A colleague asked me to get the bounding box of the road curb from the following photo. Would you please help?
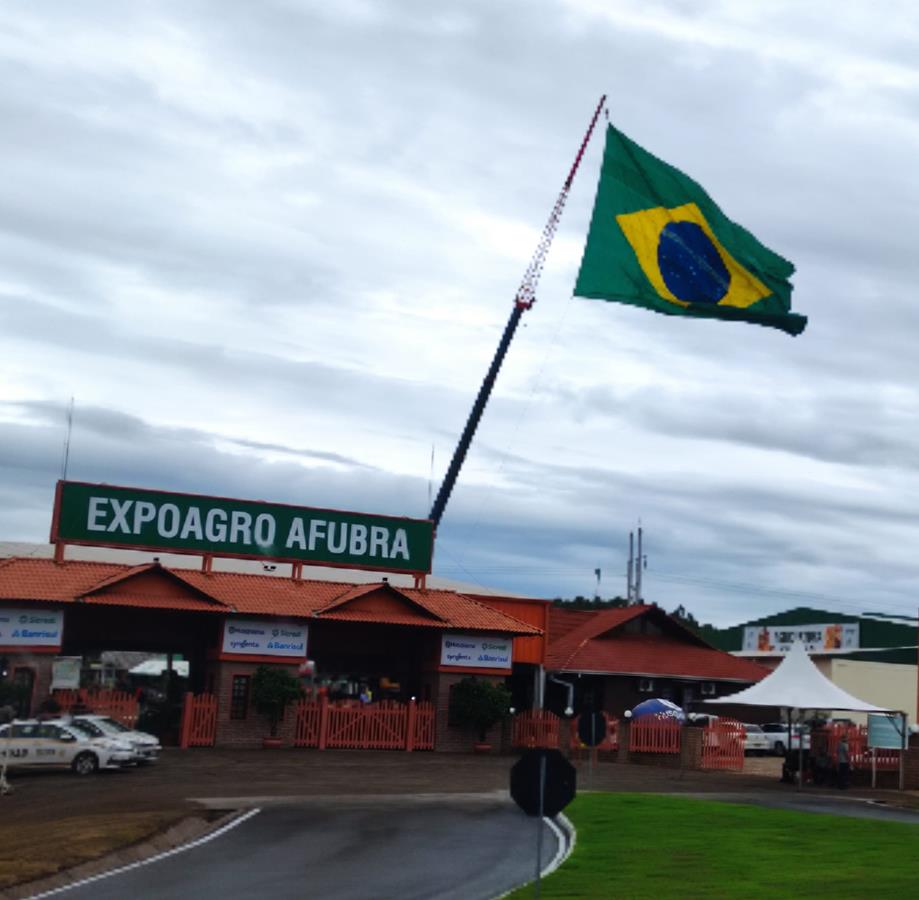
[492,811,576,899]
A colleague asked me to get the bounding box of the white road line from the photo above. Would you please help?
[26,807,262,899]
[542,812,576,876]
[492,813,577,899]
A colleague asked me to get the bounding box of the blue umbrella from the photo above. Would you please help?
[631,698,685,722]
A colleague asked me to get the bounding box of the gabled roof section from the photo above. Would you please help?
[315,583,447,628]
[547,606,649,670]
[403,589,541,635]
[547,605,766,683]
[0,558,542,635]
[79,563,231,612]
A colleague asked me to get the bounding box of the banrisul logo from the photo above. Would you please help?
[53,481,434,575]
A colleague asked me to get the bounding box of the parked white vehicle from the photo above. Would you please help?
[74,715,161,763]
[0,720,135,775]
[742,724,772,755]
[760,722,811,755]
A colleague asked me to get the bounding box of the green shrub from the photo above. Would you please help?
[251,666,302,737]
[449,677,512,743]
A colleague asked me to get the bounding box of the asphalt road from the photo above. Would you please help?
[39,799,556,900]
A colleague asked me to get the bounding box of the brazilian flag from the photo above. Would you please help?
[575,125,806,336]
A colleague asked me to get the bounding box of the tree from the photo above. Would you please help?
[251,666,302,738]
[449,677,512,744]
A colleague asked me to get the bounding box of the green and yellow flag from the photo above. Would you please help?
[575,125,806,336]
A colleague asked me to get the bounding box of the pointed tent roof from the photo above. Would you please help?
[705,641,896,712]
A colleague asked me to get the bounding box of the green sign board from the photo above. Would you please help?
[867,713,905,750]
[52,481,434,575]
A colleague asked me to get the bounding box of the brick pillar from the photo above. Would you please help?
[904,746,919,790]
[618,720,631,762]
[680,726,704,769]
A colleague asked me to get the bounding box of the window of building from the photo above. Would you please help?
[230,675,250,720]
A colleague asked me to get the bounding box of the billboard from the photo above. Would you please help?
[742,623,859,654]
[867,714,905,750]
[221,618,308,658]
[51,480,434,575]
[0,607,63,648]
[440,634,512,670]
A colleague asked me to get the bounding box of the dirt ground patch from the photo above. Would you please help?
[0,809,188,892]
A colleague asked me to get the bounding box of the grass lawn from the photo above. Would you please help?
[0,810,189,889]
[509,794,919,899]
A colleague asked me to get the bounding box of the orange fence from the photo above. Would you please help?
[701,718,746,771]
[511,709,561,749]
[824,723,900,771]
[179,692,218,748]
[629,718,681,754]
[294,698,435,751]
[53,689,139,728]
[570,714,619,753]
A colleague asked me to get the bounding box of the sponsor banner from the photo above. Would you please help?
[742,623,859,654]
[52,480,434,574]
[440,634,512,670]
[867,714,905,750]
[52,656,82,690]
[0,607,63,648]
[222,618,308,658]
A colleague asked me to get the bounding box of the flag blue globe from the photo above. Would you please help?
[631,698,685,722]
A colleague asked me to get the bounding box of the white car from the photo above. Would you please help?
[760,722,811,755]
[74,715,161,763]
[742,724,772,755]
[0,720,135,775]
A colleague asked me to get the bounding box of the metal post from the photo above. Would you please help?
[428,95,607,529]
[627,531,634,602]
[429,303,525,528]
[900,712,907,791]
[534,752,547,898]
[635,526,643,603]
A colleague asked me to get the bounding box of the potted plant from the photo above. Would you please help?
[449,677,512,752]
[251,665,302,748]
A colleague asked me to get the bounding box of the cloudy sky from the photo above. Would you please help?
[3,0,919,626]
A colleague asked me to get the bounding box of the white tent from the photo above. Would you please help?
[706,642,905,789]
[705,641,894,712]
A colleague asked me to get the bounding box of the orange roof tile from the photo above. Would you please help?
[547,605,767,683]
[0,558,540,635]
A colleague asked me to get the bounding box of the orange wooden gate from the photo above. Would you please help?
[53,689,139,728]
[701,718,745,770]
[294,698,435,751]
[570,714,619,753]
[629,718,681,753]
[511,710,561,749]
[179,692,218,748]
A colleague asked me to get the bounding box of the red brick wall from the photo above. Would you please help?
[213,659,300,748]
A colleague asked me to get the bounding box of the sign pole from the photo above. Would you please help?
[588,715,596,792]
[534,752,546,898]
